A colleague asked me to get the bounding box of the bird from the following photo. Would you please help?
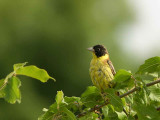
[87,45,116,92]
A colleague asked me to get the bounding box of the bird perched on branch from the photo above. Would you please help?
[88,45,116,92]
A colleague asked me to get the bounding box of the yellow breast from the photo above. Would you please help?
[89,54,114,91]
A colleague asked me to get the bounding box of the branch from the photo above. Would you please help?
[77,78,160,118]
[77,102,109,118]
[119,78,160,98]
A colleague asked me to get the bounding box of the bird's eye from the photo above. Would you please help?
[97,48,100,51]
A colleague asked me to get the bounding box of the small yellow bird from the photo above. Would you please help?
[88,45,116,92]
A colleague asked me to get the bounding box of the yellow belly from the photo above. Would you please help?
[89,58,114,91]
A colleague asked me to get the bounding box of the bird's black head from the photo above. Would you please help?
[93,45,108,57]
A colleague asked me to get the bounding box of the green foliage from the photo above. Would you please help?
[81,86,103,108]
[102,105,119,120]
[56,91,65,109]
[64,96,82,113]
[105,88,123,112]
[0,62,55,104]
[113,69,134,90]
[60,107,77,120]
[0,79,5,98]
[13,62,28,71]
[149,85,160,102]
[15,65,55,82]
[1,57,160,120]
[116,111,128,120]
[39,91,77,120]
[2,77,21,104]
[78,112,98,120]
[136,56,160,75]
[133,91,160,120]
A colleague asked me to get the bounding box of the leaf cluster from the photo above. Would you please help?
[38,56,160,120]
[1,57,160,120]
[0,62,55,104]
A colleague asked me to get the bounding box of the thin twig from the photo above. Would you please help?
[77,78,160,118]
[77,102,109,118]
[156,106,160,111]
[120,78,160,98]
[131,75,137,88]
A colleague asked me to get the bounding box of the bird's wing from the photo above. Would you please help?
[107,60,116,76]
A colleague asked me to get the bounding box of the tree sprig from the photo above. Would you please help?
[1,56,160,120]
[77,78,160,118]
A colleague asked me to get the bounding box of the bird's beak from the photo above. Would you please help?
[87,47,94,52]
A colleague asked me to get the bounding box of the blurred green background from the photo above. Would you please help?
[0,0,153,119]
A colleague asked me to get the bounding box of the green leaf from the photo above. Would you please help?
[61,107,77,120]
[102,106,109,118]
[0,79,5,87]
[127,116,135,120]
[81,86,103,108]
[113,69,133,90]
[136,56,160,75]
[116,111,127,120]
[135,86,151,105]
[39,93,79,120]
[13,62,28,71]
[0,79,5,98]
[38,102,59,120]
[102,105,119,120]
[133,89,160,120]
[132,101,160,120]
[40,106,76,120]
[3,76,21,104]
[16,65,55,82]
[64,96,81,113]
[105,88,123,112]
[149,85,160,102]
[56,91,64,109]
[38,109,53,120]
[78,112,98,120]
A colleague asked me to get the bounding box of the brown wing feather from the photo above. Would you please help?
[107,59,116,76]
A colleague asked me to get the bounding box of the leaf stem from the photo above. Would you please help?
[0,72,15,91]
